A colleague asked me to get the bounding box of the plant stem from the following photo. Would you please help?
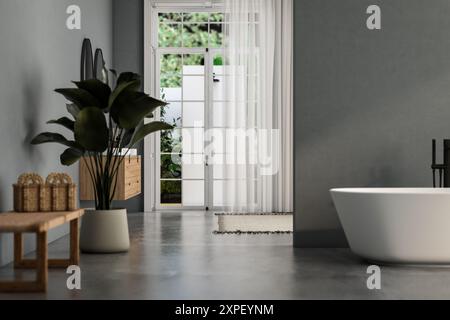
[83,156,98,209]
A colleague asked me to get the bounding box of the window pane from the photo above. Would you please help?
[182,24,209,47]
[161,180,182,204]
[161,54,182,74]
[161,129,182,153]
[159,23,182,47]
[183,54,205,75]
[213,102,226,127]
[161,74,182,100]
[183,102,204,127]
[161,154,182,179]
[161,87,181,101]
[183,154,204,179]
[210,13,224,22]
[182,128,204,154]
[183,180,204,206]
[159,13,182,23]
[183,76,204,100]
[161,102,181,127]
[161,74,181,89]
[183,66,205,76]
[184,54,205,66]
[209,24,223,48]
[184,12,209,23]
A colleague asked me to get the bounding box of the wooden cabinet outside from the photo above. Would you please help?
[79,156,141,201]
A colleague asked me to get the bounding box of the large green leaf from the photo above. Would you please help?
[47,117,74,131]
[66,104,80,119]
[117,72,141,90]
[108,79,141,108]
[74,107,109,152]
[73,79,111,109]
[110,91,168,129]
[130,121,173,146]
[55,88,101,110]
[120,128,136,148]
[31,132,80,149]
[60,148,84,166]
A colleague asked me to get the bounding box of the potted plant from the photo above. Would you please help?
[31,72,172,253]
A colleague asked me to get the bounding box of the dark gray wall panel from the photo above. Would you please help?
[111,0,144,213]
[294,0,450,247]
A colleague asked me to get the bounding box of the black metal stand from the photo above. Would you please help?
[431,139,450,188]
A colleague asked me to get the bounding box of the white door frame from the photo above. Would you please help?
[143,0,155,212]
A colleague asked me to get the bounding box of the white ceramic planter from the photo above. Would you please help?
[80,208,130,253]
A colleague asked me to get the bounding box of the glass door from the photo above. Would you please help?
[154,10,225,210]
[157,50,208,209]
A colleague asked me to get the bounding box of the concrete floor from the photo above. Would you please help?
[1,211,450,299]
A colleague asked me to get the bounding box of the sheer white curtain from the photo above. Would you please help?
[216,0,293,213]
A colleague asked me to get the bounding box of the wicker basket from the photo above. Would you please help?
[13,172,77,212]
[46,173,77,211]
[13,173,50,212]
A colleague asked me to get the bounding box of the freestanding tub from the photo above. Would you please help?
[330,188,450,264]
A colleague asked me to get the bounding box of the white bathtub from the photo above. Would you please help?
[330,188,450,264]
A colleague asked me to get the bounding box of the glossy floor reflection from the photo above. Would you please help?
[1,211,450,299]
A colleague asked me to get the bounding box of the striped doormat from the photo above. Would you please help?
[214,213,293,234]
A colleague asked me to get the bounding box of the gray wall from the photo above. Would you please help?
[111,0,145,213]
[294,0,450,247]
[0,0,113,266]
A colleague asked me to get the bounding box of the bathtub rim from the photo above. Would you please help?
[330,188,450,195]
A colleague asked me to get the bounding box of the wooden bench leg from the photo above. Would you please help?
[0,231,48,293]
[14,219,80,269]
[70,218,80,265]
[36,232,48,292]
[14,219,81,269]
[14,233,23,268]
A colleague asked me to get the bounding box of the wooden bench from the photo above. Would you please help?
[0,209,84,292]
